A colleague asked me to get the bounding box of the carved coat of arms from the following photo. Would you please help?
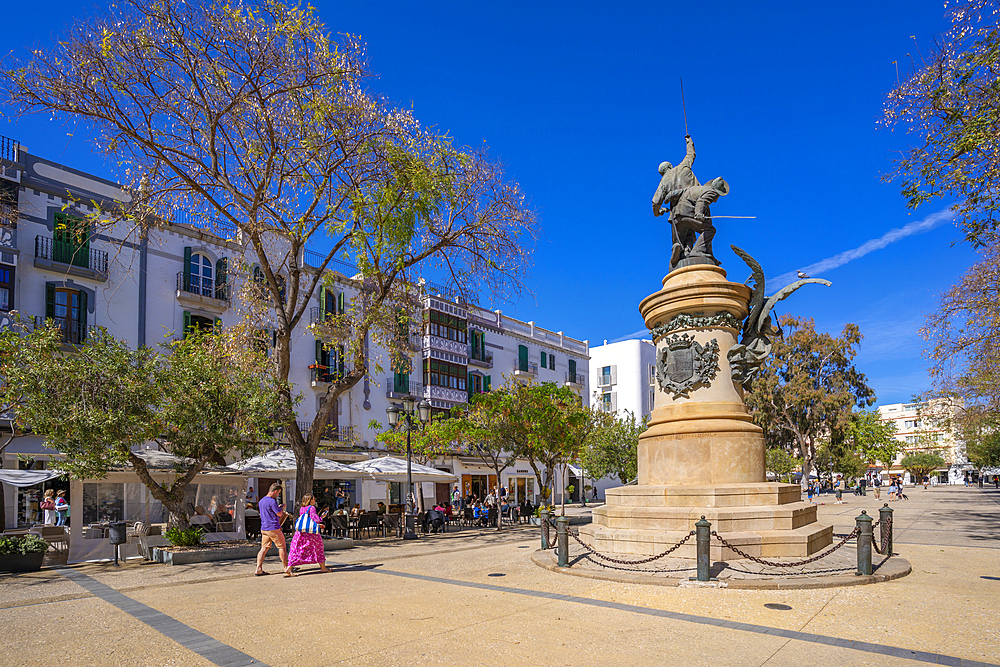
[655,333,720,399]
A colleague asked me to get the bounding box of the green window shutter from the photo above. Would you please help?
[213,317,222,331]
[467,372,474,401]
[315,340,323,365]
[518,345,528,371]
[484,375,491,392]
[77,290,88,342]
[337,344,345,377]
[45,282,55,320]
[569,359,577,376]
[319,287,327,321]
[215,257,228,300]
[540,351,547,368]
[182,247,192,291]
[183,310,191,337]
[337,291,345,315]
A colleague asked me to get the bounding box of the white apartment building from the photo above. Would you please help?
[588,338,657,420]
[577,338,657,498]
[0,138,592,526]
[877,400,970,484]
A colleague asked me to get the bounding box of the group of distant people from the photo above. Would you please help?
[803,473,911,504]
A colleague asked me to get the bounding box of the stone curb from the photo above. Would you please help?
[530,549,911,590]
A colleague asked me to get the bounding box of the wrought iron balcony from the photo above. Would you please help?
[385,378,423,398]
[294,421,354,442]
[35,236,109,276]
[514,361,538,376]
[0,135,19,164]
[33,316,87,345]
[176,271,229,302]
[566,372,586,386]
[310,306,335,326]
[468,347,493,368]
[310,366,345,385]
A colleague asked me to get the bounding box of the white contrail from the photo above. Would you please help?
[768,208,954,289]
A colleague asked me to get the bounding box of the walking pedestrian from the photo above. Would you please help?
[452,485,462,510]
[286,494,329,576]
[40,490,57,525]
[54,490,69,527]
[254,483,289,577]
[806,482,815,504]
[834,475,845,504]
[873,477,881,500]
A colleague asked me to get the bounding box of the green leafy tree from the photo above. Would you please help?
[967,432,1000,469]
[370,413,461,513]
[882,0,1000,247]
[900,452,946,484]
[0,320,281,527]
[746,316,876,485]
[765,448,799,483]
[1,0,535,510]
[581,410,645,485]
[847,409,900,468]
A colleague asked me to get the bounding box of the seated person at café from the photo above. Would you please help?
[375,501,387,516]
[190,505,214,530]
[332,503,348,516]
[244,503,260,517]
[349,503,362,518]
[214,505,233,523]
[443,503,454,522]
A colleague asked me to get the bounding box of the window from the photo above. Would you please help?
[599,365,615,386]
[426,310,466,343]
[600,392,613,412]
[540,351,547,368]
[518,345,528,372]
[46,283,88,344]
[568,359,577,379]
[0,264,12,311]
[905,435,919,445]
[904,419,921,429]
[189,253,213,296]
[549,354,555,370]
[423,359,467,391]
[54,288,83,343]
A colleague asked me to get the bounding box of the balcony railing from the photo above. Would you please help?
[310,306,335,326]
[468,347,493,368]
[385,378,423,398]
[598,374,613,387]
[34,316,87,345]
[310,366,345,384]
[566,372,586,385]
[295,421,354,442]
[171,208,237,240]
[0,135,19,164]
[35,236,108,274]
[176,271,229,302]
[515,361,539,375]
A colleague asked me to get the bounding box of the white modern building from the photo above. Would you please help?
[589,338,657,421]
[877,400,969,484]
[0,137,593,527]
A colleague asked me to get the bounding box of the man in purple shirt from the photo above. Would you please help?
[255,483,289,576]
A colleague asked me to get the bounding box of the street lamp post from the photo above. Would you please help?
[386,396,431,540]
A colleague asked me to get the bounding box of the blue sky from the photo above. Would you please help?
[0,0,979,405]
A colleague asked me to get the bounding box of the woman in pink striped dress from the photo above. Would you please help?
[286,494,329,576]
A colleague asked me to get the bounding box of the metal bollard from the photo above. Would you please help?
[696,516,711,582]
[856,510,873,576]
[556,516,569,568]
[540,508,551,550]
[879,503,893,555]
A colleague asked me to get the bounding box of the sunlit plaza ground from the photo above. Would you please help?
[1,485,997,667]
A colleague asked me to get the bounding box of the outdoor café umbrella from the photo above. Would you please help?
[348,456,457,483]
[230,448,362,479]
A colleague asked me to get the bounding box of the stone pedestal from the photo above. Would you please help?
[581,265,832,559]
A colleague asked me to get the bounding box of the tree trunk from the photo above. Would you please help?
[0,481,6,531]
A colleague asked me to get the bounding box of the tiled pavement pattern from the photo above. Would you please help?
[0,485,996,666]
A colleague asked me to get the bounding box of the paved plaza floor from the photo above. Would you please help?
[1,485,997,666]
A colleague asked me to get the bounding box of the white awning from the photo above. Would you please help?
[231,448,362,479]
[348,456,458,483]
[0,469,66,487]
[567,464,584,477]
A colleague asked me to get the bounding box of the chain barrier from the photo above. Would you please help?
[872,515,892,555]
[710,527,859,568]
[568,529,697,565]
